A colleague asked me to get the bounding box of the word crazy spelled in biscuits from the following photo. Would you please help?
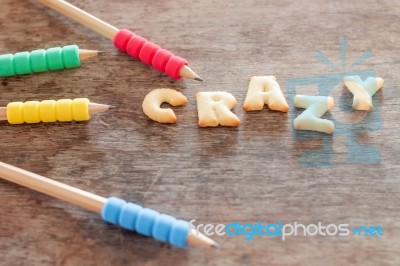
[140,76,383,134]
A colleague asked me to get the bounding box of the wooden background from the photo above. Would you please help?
[0,0,399,265]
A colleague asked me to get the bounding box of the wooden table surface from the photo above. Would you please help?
[0,0,399,265]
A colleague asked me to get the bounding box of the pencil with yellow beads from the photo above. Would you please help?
[37,0,203,81]
[0,98,110,124]
[0,45,101,77]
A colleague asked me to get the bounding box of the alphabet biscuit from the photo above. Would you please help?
[343,76,384,111]
[294,95,334,134]
[142,88,187,123]
[196,91,240,127]
[243,76,289,112]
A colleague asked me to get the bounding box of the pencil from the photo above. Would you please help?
[0,162,219,249]
[36,0,203,81]
[0,98,110,124]
[0,45,102,77]
[1,49,100,61]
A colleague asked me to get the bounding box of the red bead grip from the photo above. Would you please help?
[113,29,188,79]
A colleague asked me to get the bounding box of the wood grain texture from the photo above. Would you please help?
[0,0,399,265]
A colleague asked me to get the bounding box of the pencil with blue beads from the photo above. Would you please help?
[0,162,219,248]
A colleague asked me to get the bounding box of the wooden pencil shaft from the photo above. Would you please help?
[37,0,118,40]
[0,162,106,213]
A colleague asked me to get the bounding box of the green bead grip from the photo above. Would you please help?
[0,45,81,77]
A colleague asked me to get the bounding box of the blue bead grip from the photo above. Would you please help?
[101,197,189,248]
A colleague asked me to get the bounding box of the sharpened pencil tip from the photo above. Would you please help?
[97,51,106,55]
[212,242,220,248]
[88,103,112,115]
[178,65,203,81]
[187,228,220,248]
